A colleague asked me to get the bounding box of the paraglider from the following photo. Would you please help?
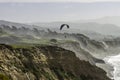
[60,24,69,30]
[59,24,70,38]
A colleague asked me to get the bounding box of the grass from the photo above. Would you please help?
[8,38,77,49]
[21,38,51,45]
[10,43,35,49]
[0,74,9,80]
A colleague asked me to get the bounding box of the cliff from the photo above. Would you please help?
[59,41,105,65]
[0,44,110,80]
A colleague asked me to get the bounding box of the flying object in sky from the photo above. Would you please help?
[60,24,70,30]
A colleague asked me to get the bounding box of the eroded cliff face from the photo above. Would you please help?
[0,44,110,80]
[59,41,105,65]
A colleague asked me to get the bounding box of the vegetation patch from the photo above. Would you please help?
[0,74,9,80]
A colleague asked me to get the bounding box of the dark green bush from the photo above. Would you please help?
[50,39,57,43]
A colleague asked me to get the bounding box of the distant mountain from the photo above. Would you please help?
[76,16,120,27]
[0,20,119,40]
[0,20,105,39]
[0,20,44,29]
[31,21,120,36]
[2,19,119,37]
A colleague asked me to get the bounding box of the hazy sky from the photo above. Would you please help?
[0,0,120,3]
[0,1,120,23]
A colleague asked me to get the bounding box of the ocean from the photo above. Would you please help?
[104,54,120,80]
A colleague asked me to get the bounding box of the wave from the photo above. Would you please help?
[104,54,120,80]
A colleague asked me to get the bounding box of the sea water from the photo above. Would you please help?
[104,54,120,80]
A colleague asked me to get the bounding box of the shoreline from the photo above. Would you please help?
[103,54,120,80]
[96,62,114,80]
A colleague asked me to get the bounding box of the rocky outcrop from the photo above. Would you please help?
[0,44,110,80]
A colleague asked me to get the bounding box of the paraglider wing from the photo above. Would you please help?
[60,24,69,30]
[66,24,69,29]
[60,24,64,30]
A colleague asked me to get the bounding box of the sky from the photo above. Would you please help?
[0,0,120,3]
[0,0,120,23]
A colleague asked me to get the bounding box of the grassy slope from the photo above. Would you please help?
[0,44,111,80]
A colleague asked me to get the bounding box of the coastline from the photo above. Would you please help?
[96,62,114,80]
[103,54,120,80]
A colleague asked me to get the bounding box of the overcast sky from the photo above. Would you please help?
[0,0,120,3]
[0,0,120,23]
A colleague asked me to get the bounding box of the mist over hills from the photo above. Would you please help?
[76,16,120,26]
[0,20,44,30]
[1,19,120,38]
[32,21,120,36]
[0,19,120,40]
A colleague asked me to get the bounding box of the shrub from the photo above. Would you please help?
[50,39,57,43]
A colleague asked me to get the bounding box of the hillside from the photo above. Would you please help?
[32,21,120,36]
[0,44,110,80]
